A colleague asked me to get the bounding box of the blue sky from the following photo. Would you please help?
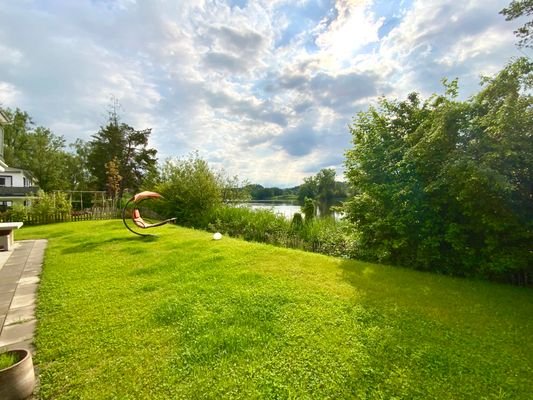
[0,0,528,186]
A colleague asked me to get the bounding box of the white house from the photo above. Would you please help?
[0,110,39,210]
[0,109,9,173]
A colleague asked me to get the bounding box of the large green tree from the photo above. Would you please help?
[1,108,32,166]
[0,107,73,191]
[64,139,94,191]
[19,126,71,191]
[88,112,157,197]
[344,58,532,283]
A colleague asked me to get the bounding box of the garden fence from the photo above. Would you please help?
[0,209,120,226]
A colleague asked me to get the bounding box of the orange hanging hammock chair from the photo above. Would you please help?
[122,191,176,236]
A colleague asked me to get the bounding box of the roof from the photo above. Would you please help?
[3,167,35,179]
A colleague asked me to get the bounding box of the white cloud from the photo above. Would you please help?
[0,0,526,186]
[315,0,384,69]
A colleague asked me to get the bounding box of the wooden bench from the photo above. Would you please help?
[0,222,23,251]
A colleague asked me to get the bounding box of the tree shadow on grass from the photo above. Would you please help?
[61,235,159,254]
[337,258,441,308]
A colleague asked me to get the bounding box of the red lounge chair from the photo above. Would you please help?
[122,191,176,236]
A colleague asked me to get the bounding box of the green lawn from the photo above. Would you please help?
[17,220,532,399]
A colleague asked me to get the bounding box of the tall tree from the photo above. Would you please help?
[1,108,32,166]
[105,157,122,200]
[315,168,337,216]
[501,0,533,48]
[88,110,157,197]
[64,139,94,191]
[0,106,72,191]
[19,126,70,191]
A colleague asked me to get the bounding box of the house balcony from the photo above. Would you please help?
[0,186,40,197]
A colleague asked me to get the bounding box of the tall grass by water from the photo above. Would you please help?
[207,206,357,257]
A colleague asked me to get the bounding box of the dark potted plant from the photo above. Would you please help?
[0,348,36,400]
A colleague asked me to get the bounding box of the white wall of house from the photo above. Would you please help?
[0,169,34,187]
[0,112,7,172]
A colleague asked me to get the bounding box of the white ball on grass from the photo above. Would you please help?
[213,232,222,240]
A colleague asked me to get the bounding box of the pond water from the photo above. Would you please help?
[244,202,302,220]
[240,201,343,220]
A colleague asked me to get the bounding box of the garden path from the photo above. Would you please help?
[0,240,47,352]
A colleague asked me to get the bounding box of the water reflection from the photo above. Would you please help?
[241,202,343,220]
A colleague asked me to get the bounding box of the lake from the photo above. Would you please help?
[244,201,302,219]
[240,201,343,220]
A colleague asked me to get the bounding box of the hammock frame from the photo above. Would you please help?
[122,191,176,237]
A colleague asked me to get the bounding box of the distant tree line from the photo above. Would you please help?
[246,170,349,214]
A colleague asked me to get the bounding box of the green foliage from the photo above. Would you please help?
[20,126,71,191]
[0,107,73,191]
[155,153,222,227]
[218,173,251,203]
[246,184,298,201]
[16,221,533,399]
[208,206,292,246]
[291,212,304,230]
[301,197,316,221]
[1,107,32,166]
[104,157,122,199]
[315,168,337,215]
[31,190,72,220]
[65,139,94,191]
[500,0,533,48]
[344,58,533,283]
[298,169,347,215]
[0,351,19,370]
[88,110,157,196]
[206,205,355,257]
[297,175,317,204]
[9,203,28,221]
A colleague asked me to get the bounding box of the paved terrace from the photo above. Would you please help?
[0,240,47,351]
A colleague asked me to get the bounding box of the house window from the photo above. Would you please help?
[0,176,12,187]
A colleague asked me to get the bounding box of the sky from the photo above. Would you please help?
[0,0,529,187]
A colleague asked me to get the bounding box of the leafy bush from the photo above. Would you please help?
[344,59,533,283]
[0,191,72,223]
[31,190,71,221]
[10,203,28,221]
[154,153,250,227]
[155,153,222,227]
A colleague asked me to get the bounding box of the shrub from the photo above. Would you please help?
[10,203,28,221]
[302,197,315,221]
[31,190,71,221]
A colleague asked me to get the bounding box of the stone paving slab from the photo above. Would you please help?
[0,239,47,352]
[11,293,36,309]
[14,283,39,297]
[4,304,36,326]
[0,319,37,348]
[0,282,18,293]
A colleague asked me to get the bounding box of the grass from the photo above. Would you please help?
[0,351,19,370]
[17,220,533,399]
